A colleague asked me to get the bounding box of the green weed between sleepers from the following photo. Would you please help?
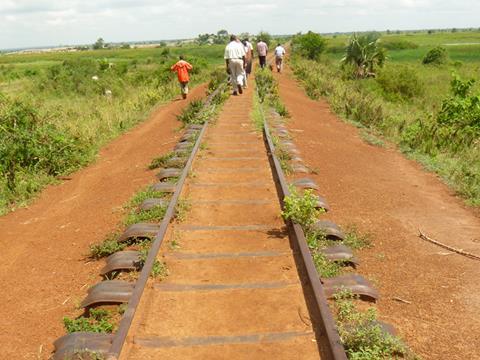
[281,188,415,358]
[63,308,117,334]
[334,290,418,360]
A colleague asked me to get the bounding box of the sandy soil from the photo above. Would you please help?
[275,66,480,360]
[0,86,206,359]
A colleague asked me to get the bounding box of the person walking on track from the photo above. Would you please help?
[257,39,268,69]
[171,56,193,99]
[274,44,286,73]
[224,35,246,96]
[242,38,254,87]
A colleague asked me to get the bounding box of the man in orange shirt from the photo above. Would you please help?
[171,56,193,99]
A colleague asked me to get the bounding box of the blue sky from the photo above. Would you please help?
[1,0,479,49]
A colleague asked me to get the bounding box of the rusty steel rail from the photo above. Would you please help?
[106,82,227,359]
[107,123,208,359]
[261,115,348,359]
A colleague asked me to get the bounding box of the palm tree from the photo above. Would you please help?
[341,33,386,78]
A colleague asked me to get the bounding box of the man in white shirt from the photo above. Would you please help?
[224,35,246,95]
[274,44,286,73]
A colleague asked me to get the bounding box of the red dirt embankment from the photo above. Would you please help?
[276,68,480,360]
[0,86,206,359]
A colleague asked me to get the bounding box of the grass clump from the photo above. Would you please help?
[313,251,343,278]
[127,188,169,209]
[376,65,424,101]
[124,205,167,226]
[360,130,385,147]
[175,199,191,222]
[251,92,265,132]
[343,226,372,250]
[90,234,126,259]
[334,290,416,360]
[63,308,115,334]
[149,152,175,169]
[275,145,293,174]
[177,100,204,124]
[138,244,169,279]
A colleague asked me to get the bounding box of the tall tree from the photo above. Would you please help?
[93,37,105,50]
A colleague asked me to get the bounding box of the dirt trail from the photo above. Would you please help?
[120,85,325,359]
[275,66,480,359]
[0,86,206,359]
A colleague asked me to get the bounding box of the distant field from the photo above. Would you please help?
[324,31,480,62]
[0,44,224,213]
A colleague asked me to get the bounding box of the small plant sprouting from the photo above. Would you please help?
[124,205,167,226]
[343,225,372,250]
[90,234,126,259]
[149,152,175,170]
[138,245,169,279]
[175,199,191,222]
[282,186,323,231]
[312,251,343,278]
[63,308,115,334]
[333,290,416,359]
[127,188,170,209]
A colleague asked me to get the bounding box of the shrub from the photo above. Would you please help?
[282,187,322,231]
[341,33,386,78]
[0,94,86,191]
[376,65,424,101]
[292,31,327,60]
[422,46,448,65]
[334,291,414,360]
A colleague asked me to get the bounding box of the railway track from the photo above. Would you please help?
[52,80,369,360]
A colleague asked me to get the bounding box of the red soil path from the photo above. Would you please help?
[0,86,206,359]
[276,67,480,359]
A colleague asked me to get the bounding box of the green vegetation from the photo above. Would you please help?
[341,33,386,78]
[376,65,424,101]
[0,45,224,214]
[124,204,167,226]
[281,188,412,357]
[422,46,449,65]
[149,152,175,170]
[63,308,115,334]
[291,29,480,205]
[138,244,169,279]
[334,291,416,360]
[282,187,322,231]
[175,199,191,222]
[89,233,126,259]
[255,68,290,116]
[291,32,327,60]
[177,71,229,126]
